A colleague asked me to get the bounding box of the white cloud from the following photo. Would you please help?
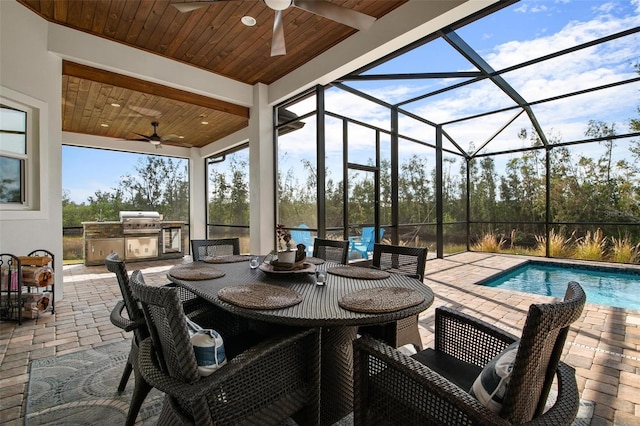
[279,0,640,167]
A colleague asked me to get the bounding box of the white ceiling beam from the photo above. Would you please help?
[47,24,253,108]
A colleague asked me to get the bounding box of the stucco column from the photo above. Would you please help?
[189,149,207,242]
[249,83,275,254]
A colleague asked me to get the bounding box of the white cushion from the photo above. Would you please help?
[469,341,519,413]
[186,317,227,376]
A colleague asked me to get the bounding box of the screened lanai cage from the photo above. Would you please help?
[273,0,640,263]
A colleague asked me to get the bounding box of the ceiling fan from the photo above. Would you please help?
[172,0,377,56]
[124,122,189,149]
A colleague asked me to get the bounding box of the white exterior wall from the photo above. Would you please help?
[0,1,64,298]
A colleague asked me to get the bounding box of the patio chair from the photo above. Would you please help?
[359,244,428,352]
[106,253,246,425]
[353,281,586,426]
[129,269,321,426]
[291,224,314,256]
[106,253,153,426]
[349,227,384,260]
[312,238,349,264]
[191,238,240,261]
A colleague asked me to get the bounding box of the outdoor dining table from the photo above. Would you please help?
[167,256,435,425]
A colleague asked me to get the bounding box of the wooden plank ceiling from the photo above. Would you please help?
[17,0,407,149]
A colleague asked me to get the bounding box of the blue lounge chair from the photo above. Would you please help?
[349,227,384,260]
[290,224,314,256]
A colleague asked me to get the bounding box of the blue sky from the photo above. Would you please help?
[63,0,640,203]
[63,146,148,203]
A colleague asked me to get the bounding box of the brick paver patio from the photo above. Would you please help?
[0,252,638,425]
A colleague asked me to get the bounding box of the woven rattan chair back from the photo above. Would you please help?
[105,253,149,343]
[372,243,428,280]
[131,270,322,426]
[359,244,428,352]
[191,238,240,261]
[105,253,153,426]
[501,281,586,423]
[129,269,201,384]
[312,238,349,264]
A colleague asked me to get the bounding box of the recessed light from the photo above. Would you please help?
[201,121,209,125]
[179,136,185,139]
[241,16,256,26]
[110,103,121,108]
[100,123,109,127]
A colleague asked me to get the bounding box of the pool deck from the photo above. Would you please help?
[0,252,639,424]
[420,252,640,425]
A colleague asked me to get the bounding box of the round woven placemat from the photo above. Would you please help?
[305,257,325,265]
[203,255,251,264]
[168,264,226,280]
[339,287,425,313]
[218,284,302,310]
[327,266,390,280]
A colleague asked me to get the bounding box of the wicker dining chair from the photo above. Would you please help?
[191,238,240,261]
[106,253,248,425]
[129,270,321,426]
[353,281,586,426]
[312,238,349,264]
[105,253,152,426]
[359,243,428,352]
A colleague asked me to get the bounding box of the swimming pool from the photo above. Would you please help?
[481,261,640,311]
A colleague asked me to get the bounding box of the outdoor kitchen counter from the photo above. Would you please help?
[82,218,187,265]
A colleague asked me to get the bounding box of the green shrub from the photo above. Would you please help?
[610,235,639,264]
[573,228,606,261]
[534,229,572,258]
[472,231,505,253]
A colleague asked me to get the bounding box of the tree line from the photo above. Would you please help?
[63,156,189,227]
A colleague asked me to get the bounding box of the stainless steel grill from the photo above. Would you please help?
[119,211,163,234]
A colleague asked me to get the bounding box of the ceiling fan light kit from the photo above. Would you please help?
[264,0,292,11]
[122,121,189,149]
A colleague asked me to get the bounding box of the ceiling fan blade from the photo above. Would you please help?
[172,0,235,13]
[173,3,209,12]
[121,138,150,142]
[128,105,162,117]
[161,134,180,141]
[271,10,286,56]
[293,0,376,31]
[172,1,214,13]
[133,132,152,140]
[163,140,194,148]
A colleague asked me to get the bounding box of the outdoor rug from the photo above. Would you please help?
[26,340,593,425]
[26,340,163,425]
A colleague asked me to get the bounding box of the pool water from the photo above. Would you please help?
[482,261,640,310]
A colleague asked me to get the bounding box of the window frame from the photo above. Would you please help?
[0,103,28,204]
[0,86,48,219]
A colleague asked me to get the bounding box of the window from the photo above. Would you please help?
[206,145,250,252]
[0,86,46,217]
[0,104,27,204]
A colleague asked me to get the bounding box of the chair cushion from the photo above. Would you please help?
[469,341,519,413]
[186,317,227,376]
[411,348,483,391]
